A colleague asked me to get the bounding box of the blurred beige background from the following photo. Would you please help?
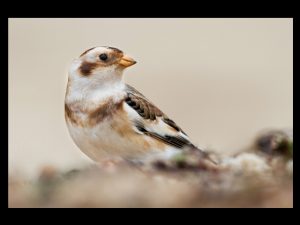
[9,18,293,178]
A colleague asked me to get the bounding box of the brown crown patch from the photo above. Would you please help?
[79,47,96,57]
[107,47,123,54]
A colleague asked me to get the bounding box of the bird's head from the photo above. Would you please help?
[68,46,136,84]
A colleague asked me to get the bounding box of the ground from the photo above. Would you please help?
[9,129,293,208]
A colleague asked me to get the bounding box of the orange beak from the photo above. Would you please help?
[119,55,136,67]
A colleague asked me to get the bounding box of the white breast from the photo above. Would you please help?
[66,111,168,161]
[66,118,129,161]
[65,76,179,161]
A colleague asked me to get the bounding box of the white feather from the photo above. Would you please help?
[123,103,191,141]
[65,46,191,162]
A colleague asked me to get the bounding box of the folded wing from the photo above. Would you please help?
[124,85,196,149]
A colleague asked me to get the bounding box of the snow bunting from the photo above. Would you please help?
[65,46,206,162]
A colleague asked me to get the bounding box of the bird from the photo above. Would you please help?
[65,46,209,163]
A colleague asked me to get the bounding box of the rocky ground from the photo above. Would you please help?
[9,129,293,208]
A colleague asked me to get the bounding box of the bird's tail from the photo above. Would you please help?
[189,145,219,165]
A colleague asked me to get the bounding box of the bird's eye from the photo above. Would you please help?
[99,53,108,61]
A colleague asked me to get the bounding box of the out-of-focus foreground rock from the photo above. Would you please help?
[9,129,293,208]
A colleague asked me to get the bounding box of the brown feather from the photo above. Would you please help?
[79,47,96,57]
[125,84,194,149]
[79,61,98,76]
[89,98,124,126]
[125,84,184,133]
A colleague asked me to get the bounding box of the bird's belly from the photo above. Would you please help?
[66,117,166,162]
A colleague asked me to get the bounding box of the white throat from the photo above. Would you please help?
[66,60,126,105]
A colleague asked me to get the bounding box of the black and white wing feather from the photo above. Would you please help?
[124,85,197,149]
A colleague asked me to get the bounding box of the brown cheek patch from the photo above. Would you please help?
[79,61,98,76]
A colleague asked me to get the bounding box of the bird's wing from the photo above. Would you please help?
[124,85,196,149]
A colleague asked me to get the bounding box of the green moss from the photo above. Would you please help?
[288,141,293,158]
